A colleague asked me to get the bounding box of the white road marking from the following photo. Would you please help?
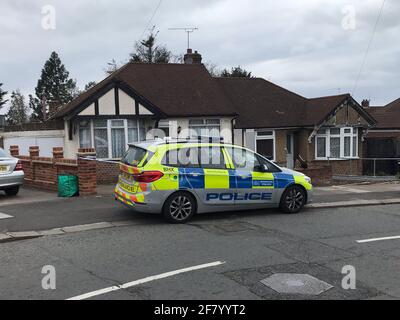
[0,213,13,220]
[66,260,225,300]
[357,235,400,243]
[331,186,370,194]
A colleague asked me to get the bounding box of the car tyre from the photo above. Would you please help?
[279,185,305,214]
[163,191,197,223]
[5,186,19,196]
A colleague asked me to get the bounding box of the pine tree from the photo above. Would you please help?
[220,66,252,78]
[0,83,8,109]
[6,90,29,126]
[34,51,77,117]
[104,59,119,75]
[130,28,171,63]
[84,81,97,91]
[28,94,44,122]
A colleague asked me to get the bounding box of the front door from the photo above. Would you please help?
[286,133,294,169]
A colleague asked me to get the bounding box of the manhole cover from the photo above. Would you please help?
[260,273,333,295]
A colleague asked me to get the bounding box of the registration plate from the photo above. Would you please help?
[0,166,8,172]
[119,181,137,194]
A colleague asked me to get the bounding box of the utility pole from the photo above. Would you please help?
[168,27,198,49]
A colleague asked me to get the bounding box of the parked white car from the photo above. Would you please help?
[0,148,24,196]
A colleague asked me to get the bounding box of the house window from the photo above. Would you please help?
[255,130,275,161]
[93,119,109,159]
[79,119,147,159]
[78,120,91,148]
[315,127,358,160]
[110,120,126,158]
[189,119,220,137]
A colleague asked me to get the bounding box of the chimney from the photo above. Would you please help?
[361,99,370,108]
[183,49,202,64]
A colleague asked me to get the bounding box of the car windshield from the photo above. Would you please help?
[121,146,150,167]
[0,148,8,158]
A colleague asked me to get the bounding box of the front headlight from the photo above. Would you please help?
[304,176,311,184]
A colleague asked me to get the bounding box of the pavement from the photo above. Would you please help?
[0,182,400,300]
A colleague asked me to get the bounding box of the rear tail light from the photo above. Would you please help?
[132,171,163,183]
[14,160,23,171]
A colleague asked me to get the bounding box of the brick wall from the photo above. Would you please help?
[10,145,97,195]
[311,159,362,176]
[296,165,332,186]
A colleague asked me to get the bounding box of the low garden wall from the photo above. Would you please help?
[296,165,332,186]
[9,145,97,195]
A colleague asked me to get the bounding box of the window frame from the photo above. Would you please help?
[188,118,221,137]
[78,119,147,159]
[255,130,275,161]
[314,127,359,160]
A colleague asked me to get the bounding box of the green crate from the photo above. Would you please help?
[58,175,79,197]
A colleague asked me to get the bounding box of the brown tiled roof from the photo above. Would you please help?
[368,98,400,129]
[215,77,356,128]
[54,63,236,118]
[303,94,352,125]
[54,62,373,128]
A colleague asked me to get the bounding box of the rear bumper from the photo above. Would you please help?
[0,171,24,189]
[114,184,163,213]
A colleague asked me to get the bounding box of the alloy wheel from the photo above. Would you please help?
[285,188,304,212]
[169,195,193,221]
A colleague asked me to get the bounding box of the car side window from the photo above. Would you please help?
[256,154,281,172]
[199,147,226,169]
[226,147,260,171]
[162,147,200,168]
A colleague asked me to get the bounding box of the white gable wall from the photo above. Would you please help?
[98,89,115,115]
[119,89,135,115]
[78,103,95,116]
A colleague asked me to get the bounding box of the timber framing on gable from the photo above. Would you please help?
[307,96,377,143]
[64,80,167,121]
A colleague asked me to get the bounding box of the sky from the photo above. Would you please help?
[0,0,398,114]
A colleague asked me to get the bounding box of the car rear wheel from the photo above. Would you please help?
[163,191,196,223]
[279,185,305,214]
[5,186,19,196]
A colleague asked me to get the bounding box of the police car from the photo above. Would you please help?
[115,138,312,223]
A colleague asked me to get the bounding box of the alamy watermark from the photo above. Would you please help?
[341,5,356,30]
[41,265,56,290]
[41,5,56,30]
[341,265,356,289]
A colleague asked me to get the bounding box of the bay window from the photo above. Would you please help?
[79,119,148,159]
[315,127,358,160]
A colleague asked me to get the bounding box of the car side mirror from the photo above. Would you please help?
[255,164,269,172]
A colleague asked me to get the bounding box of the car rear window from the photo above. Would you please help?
[0,148,8,157]
[121,146,151,167]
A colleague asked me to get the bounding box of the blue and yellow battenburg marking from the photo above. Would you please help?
[153,167,298,190]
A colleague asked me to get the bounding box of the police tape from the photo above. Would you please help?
[77,157,120,164]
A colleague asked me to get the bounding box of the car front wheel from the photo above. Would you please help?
[5,186,19,196]
[163,191,196,223]
[279,185,306,214]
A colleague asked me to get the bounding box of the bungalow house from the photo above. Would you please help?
[51,50,376,176]
[362,98,400,174]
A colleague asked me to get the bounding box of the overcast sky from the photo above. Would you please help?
[1,0,398,113]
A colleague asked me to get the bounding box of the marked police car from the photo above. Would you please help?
[115,138,312,223]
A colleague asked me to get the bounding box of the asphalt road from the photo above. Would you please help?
[1,196,400,299]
